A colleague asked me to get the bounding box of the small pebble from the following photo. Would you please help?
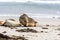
[2,31,6,33]
[42,27,48,29]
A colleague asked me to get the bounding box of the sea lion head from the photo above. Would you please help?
[22,14,28,16]
[19,14,37,27]
[19,14,29,26]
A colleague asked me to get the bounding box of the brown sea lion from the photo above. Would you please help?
[8,19,15,21]
[26,18,37,27]
[19,14,29,26]
[19,14,37,27]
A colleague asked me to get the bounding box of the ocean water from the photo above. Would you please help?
[0,2,60,18]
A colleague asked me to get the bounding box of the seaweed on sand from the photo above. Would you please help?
[16,28,38,33]
[0,33,28,40]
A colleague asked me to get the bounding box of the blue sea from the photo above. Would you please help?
[0,2,60,18]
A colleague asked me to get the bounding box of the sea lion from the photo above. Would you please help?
[3,19,23,27]
[19,14,37,27]
[26,18,37,27]
[19,14,29,26]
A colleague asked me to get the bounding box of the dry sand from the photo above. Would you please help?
[0,26,60,40]
[0,16,60,40]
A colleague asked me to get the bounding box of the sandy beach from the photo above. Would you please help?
[0,1,60,40]
[0,26,60,40]
[0,16,60,40]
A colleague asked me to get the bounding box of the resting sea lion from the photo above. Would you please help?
[26,18,37,27]
[19,14,37,27]
[19,14,29,26]
[3,19,23,27]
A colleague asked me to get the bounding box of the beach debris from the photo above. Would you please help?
[46,25,50,26]
[0,33,10,39]
[55,28,60,31]
[40,31,48,33]
[0,20,5,26]
[3,19,23,27]
[42,27,48,29]
[11,35,28,40]
[45,31,48,33]
[2,31,7,33]
[40,31,44,33]
[19,14,37,27]
[16,28,38,33]
[0,33,27,40]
